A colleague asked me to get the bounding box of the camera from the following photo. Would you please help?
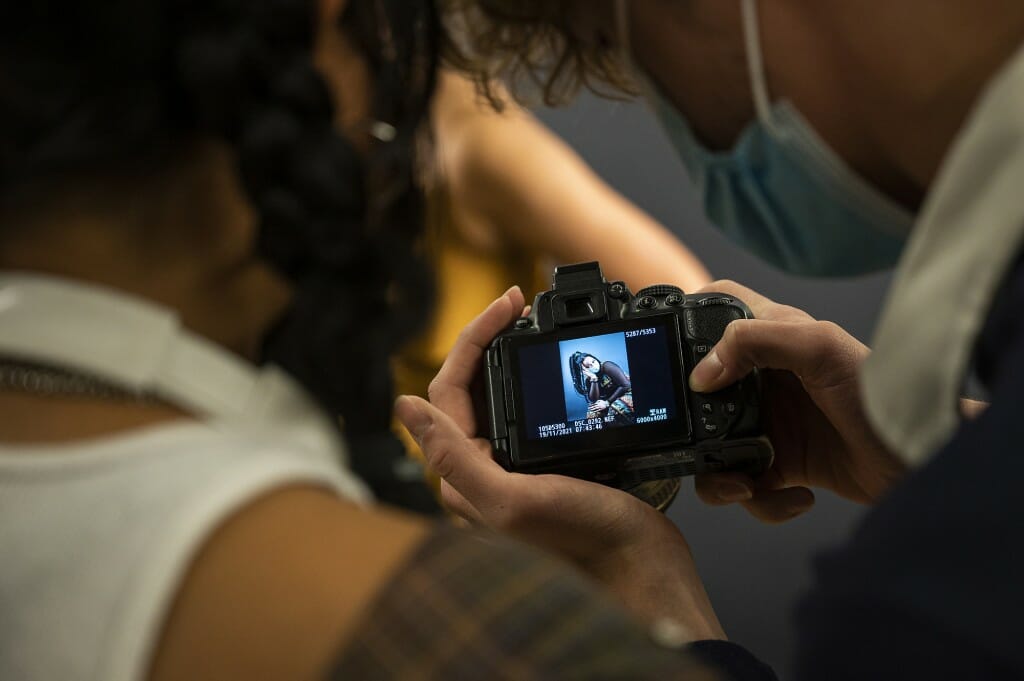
[484,262,773,493]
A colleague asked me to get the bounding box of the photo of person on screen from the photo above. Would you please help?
[569,352,635,425]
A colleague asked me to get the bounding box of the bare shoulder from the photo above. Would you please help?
[148,486,429,681]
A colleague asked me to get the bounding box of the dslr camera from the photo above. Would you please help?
[484,262,773,498]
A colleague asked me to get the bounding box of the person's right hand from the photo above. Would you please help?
[689,281,907,523]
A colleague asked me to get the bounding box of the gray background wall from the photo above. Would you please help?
[534,94,893,677]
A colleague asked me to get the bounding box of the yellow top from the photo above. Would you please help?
[391,188,552,483]
[392,191,548,479]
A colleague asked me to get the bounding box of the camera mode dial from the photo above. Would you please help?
[636,284,685,299]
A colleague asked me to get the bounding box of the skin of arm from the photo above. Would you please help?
[432,71,712,294]
[961,397,988,419]
[148,486,430,681]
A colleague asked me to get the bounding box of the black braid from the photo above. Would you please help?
[1,1,442,512]
[569,351,589,396]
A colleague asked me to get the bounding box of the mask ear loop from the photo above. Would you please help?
[741,0,787,137]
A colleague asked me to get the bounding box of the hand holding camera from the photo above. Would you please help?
[483,263,773,498]
[395,285,723,637]
[393,263,905,633]
[686,280,906,521]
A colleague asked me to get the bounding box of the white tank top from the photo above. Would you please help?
[0,273,371,680]
[0,422,367,681]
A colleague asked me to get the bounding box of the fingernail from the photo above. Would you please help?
[716,482,752,502]
[394,395,433,441]
[504,285,522,300]
[690,350,725,392]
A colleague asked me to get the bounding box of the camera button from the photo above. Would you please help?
[725,402,738,416]
[514,318,532,329]
[693,344,712,365]
[637,285,684,299]
[638,295,657,309]
[666,293,684,306]
[702,421,719,435]
[701,403,714,415]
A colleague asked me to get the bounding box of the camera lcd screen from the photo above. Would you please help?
[512,316,688,458]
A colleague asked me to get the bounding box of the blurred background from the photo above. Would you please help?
[534,92,893,677]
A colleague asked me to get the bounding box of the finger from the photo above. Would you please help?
[696,279,811,323]
[395,395,507,501]
[694,473,755,505]
[694,280,769,310]
[427,285,526,434]
[689,319,857,393]
[741,486,816,524]
[440,480,485,524]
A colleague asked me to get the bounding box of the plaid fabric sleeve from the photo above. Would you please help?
[327,525,720,681]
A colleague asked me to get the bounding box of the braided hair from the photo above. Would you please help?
[568,351,597,398]
[1,1,441,512]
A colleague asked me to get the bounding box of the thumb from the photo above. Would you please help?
[689,319,851,393]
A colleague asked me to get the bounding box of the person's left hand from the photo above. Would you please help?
[593,399,610,412]
[395,286,724,638]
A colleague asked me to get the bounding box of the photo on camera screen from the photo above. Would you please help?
[516,319,681,444]
[560,332,635,427]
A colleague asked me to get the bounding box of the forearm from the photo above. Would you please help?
[435,72,711,293]
[329,524,721,681]
[584,520,725,640]
[467,124,710,291]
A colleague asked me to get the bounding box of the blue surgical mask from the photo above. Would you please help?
[617,0,914,277]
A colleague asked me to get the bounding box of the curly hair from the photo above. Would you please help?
[439,0,637,107]
[1,0,441,512]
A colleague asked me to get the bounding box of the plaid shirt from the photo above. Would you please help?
[328,526,719,680]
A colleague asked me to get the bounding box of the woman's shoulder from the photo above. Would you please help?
[0,416,377,681]
[135,423,396,680]
[150,487,429,680]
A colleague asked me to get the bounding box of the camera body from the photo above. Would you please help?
[484,262,773,489]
